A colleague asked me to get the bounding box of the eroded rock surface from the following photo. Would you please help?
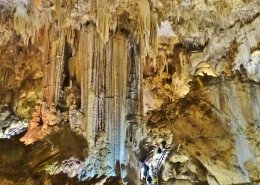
[0,0,259,184]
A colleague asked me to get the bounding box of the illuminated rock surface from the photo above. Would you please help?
[0,0,259,184]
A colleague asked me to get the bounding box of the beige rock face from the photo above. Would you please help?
[151,78,260,184]
[0,0,260,184]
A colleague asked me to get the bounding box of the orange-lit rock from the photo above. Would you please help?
[20,104,54,145]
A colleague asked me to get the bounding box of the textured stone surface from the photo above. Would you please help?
[0,106,28,139]
[0,0,259,184]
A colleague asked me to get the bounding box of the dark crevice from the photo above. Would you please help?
[62,40,72,90]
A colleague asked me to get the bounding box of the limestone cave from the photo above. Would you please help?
[0,0,259,184]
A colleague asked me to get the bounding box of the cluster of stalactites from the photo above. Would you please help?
[27,0,163,108]
[13,0,49,46]
[42,26,76,107]
[12,0,162,57]
[73,23,145,179]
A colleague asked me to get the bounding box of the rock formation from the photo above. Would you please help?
[0,0,259,184]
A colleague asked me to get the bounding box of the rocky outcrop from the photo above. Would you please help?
[0,106,28,139]
[145,76,260,184]
[19,103,61,145]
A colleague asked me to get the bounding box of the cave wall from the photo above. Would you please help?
[0,0,260,184]
[148,77,260,184]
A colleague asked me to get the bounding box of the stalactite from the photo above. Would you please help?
[150,11,159,56]
[96,0,110,43]
[77,24,93,141]
[14,1,47,46]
